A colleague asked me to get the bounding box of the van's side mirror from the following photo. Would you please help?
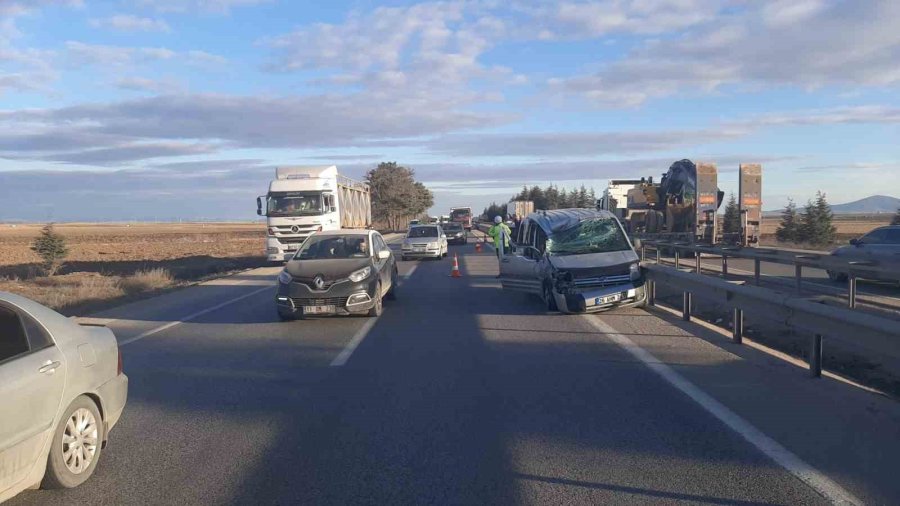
[849,238,860,246]
[256,196,264,216]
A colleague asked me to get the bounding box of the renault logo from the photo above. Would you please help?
[313,275,325,290]
[291,225,300,234]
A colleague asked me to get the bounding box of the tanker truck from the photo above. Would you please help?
[256,166,372,262]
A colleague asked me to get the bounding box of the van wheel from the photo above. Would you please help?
[43,396,103,489]
[543,285,559,312]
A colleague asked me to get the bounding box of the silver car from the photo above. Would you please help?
[0,292,128,502]
[401,225,448,260]
[827,225,900,281]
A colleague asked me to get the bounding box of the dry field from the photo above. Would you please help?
[0,222,265,314]
[759,214,893,248]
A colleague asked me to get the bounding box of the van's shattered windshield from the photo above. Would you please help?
[546,218,631,256]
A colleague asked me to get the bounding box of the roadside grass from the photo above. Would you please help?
[118,268,174,294]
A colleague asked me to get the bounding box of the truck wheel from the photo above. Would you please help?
[43,396,103,489]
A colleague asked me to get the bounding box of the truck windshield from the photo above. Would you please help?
[296,235,370,260]
[268,192,323,216]
[546,218,631,256]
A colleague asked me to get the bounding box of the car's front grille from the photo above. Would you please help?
[291,297,349,307]
[277,237,306,244]
[573,273,632,288]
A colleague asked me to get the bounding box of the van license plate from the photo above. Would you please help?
[303,305,335,314]
[595,293,622,305]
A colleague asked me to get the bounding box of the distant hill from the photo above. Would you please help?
[830,195,900,214]
[764,195,899,216]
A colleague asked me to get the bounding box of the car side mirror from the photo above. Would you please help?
[441,234,446,239]
[256,196,264,216]
[377,250,391,260]
[849,238,860,246]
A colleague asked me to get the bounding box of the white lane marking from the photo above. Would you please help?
[403,264,418,279]
[330,317,378,367]
[120,284,274,346]
[582,315,862,506]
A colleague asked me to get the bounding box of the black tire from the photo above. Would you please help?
[43,396,103,489]
[827,270,847,282]
[543,284,559,312]
[386,269,398,300]
[367,283,384,317]
[401,255,408,262]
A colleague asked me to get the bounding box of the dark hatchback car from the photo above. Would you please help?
[275,230,397,320]
[442,222,468,244]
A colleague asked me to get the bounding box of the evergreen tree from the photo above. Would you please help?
[31,223,69,276]
[800,191,836,246]
[775,199,801,243]
[576,185,589,207]
[722,192,741,234]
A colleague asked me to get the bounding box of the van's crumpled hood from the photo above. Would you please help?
[548,250,638,277]
[286,258,371,281]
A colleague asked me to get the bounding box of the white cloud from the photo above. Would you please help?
[138,0,271,14]
[536,0,722,39]
[115,76,183,94]
[90,14,171,32]
[552,1,900,106]
[64,41,225,67]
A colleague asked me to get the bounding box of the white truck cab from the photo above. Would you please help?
[257,166,371,262]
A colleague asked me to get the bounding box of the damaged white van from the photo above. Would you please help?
[498,208,647,313]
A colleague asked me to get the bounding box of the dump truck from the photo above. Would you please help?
[603,160,762,247]
[256,165,372,262]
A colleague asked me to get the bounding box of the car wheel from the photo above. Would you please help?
[543,284,559,312]
[367,283,383,317]
[827,270,847,282]
[43,396,103,489]
[386,269,398,300]
[401,255,408,261]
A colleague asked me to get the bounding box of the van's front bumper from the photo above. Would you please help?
[554,281,647,314]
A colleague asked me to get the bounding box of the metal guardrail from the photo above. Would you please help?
[642,264,900,378]
[639,240,900,309]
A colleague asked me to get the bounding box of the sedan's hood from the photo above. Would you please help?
[549,250,637,277]
[286,257,371,280]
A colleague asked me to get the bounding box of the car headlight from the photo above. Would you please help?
[427,242,439,249]
[349,266,372,282]
[630,262,641,281]
[277,270,292,284]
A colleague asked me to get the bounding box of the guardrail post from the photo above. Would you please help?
[682,292,691,321]
[732,308,743,344]
[647,280,655,306]
[754,259,761,286]
[848,275,857,309]
[809,334,823,378]
[640,245,646,262]
[655,247,661,264]
[722,255,728,279]
[695,253,702,274]
[674,249,680,269]
[795,264,803,295]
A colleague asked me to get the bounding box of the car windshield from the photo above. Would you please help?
[546,218,631,256]
[267,192,323,217]
[443,224,462,232]
[295,235,370,259]
[450,209,470,219]
[408,226,439,238]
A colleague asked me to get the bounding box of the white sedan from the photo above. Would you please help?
[0,292,128,502]
[401,224,449,260]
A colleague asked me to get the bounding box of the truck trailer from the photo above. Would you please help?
[604,159,762,247]
[256,166,372,262]
[506,200,534,221]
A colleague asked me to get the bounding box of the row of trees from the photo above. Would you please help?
[481,184,598,219]
[366,162,433,231]
[774,191,837,246]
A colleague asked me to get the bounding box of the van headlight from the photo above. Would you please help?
[277,270,292,284]
[630,262,641,281]
[349,266,372,282]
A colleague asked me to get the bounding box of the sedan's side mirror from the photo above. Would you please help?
[377,250,391,260]
[256,196,264,216]
[849,238,860,246]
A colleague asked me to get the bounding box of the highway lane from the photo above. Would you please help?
[10,235,900,505]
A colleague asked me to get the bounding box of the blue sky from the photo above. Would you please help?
[1,0,898,221]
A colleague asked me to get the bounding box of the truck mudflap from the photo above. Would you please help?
[554,282,647,313]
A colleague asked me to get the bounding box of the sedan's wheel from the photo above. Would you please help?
[827,270,847,282]
[43,396,102,489]
[543,284,559,312]
[367,283,383,317]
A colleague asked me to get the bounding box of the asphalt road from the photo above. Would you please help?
[9,235,900,505]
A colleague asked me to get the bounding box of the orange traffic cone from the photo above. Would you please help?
[474,241,482,253]
[450,253,462,277]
